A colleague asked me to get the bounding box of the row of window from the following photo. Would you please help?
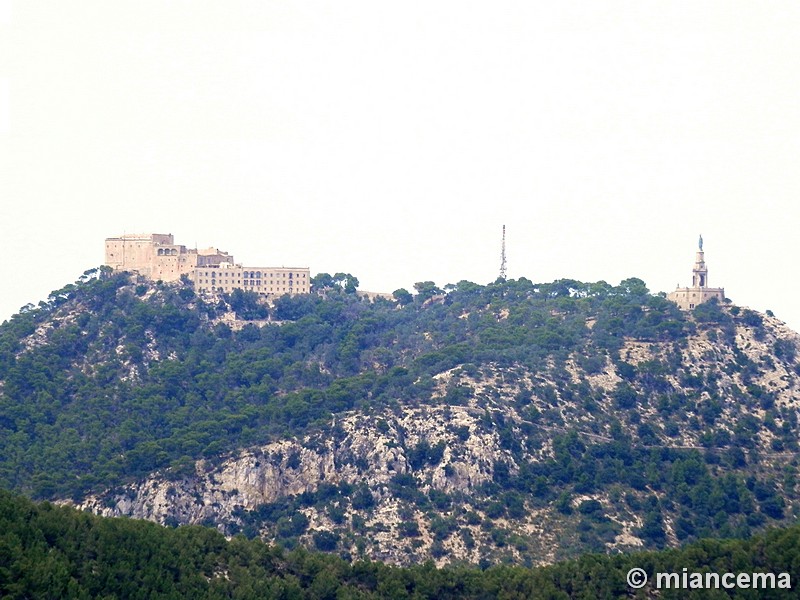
[198,270,307,279]
[198,278,306,289]
[198,286,307,294]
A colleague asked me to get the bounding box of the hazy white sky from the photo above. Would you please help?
[2,2,800,330]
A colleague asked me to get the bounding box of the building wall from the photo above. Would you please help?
[105,233,309,296]
[192,265,310,296]
[151,247,192,281]
[105,234,234,282]
[667,287,725,310]
[667,244,726,311]
[197,247,233,267]
[105,234,176,278]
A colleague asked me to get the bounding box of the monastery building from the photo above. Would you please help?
[105,233,310,297]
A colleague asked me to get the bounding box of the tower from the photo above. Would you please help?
[499,225,507,280]
[667,234,726,310]
[691,235,708,288]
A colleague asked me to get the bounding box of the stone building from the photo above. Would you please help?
[105,234,233,281]
[105,233,310,297]
[667,235,725,310]
[193,264,310,296]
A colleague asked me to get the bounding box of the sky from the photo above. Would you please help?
[1,2,800,330]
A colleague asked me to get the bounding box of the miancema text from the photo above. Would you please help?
[657,569,791,590]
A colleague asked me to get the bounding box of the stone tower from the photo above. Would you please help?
[691,235,708,288]
[667,235,726,310]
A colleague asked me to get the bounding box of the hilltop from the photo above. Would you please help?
[1,268,799,565]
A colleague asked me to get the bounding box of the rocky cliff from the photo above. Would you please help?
[74,309,800,565]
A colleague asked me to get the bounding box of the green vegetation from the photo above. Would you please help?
[0,272,690,499]
[2,489,799,599]
[1,268,799,564]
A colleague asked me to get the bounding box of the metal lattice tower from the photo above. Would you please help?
[499,225,507,280]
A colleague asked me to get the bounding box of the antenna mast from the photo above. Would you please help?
[499,225,507,280]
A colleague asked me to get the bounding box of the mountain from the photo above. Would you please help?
[1,268,799,565]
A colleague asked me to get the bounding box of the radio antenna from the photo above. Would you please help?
[499,225,507,280]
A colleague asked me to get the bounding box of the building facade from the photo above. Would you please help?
[105,233,310,297]
[105,234,233,282]
[667,236,725,310]
[193,264,310,296]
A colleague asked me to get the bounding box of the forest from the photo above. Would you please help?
[0,268,798,564]
[1,489,798,599]
[0,270,696,499]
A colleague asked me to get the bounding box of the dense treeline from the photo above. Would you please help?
[1,489,799,599]
[0,270,691,499]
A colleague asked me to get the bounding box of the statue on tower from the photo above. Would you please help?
[698,234,703,251]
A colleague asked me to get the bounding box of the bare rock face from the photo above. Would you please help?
[75,402,523,563]
[70,310,800,566]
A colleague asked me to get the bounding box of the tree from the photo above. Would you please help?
[311,273,335,292]
[639,509,667,547]
[413,281,442,303]
[392,288,413,306]
[616,277,649,297]
[333,273,359,294]
[227,288,268,320]
[312,530,340,551]
[613,383,638,409]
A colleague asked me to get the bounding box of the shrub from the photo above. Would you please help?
[312,530,340,551]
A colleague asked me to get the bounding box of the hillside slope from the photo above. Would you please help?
[1,269,799,564]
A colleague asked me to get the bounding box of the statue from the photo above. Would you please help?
[698,234,703,251]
